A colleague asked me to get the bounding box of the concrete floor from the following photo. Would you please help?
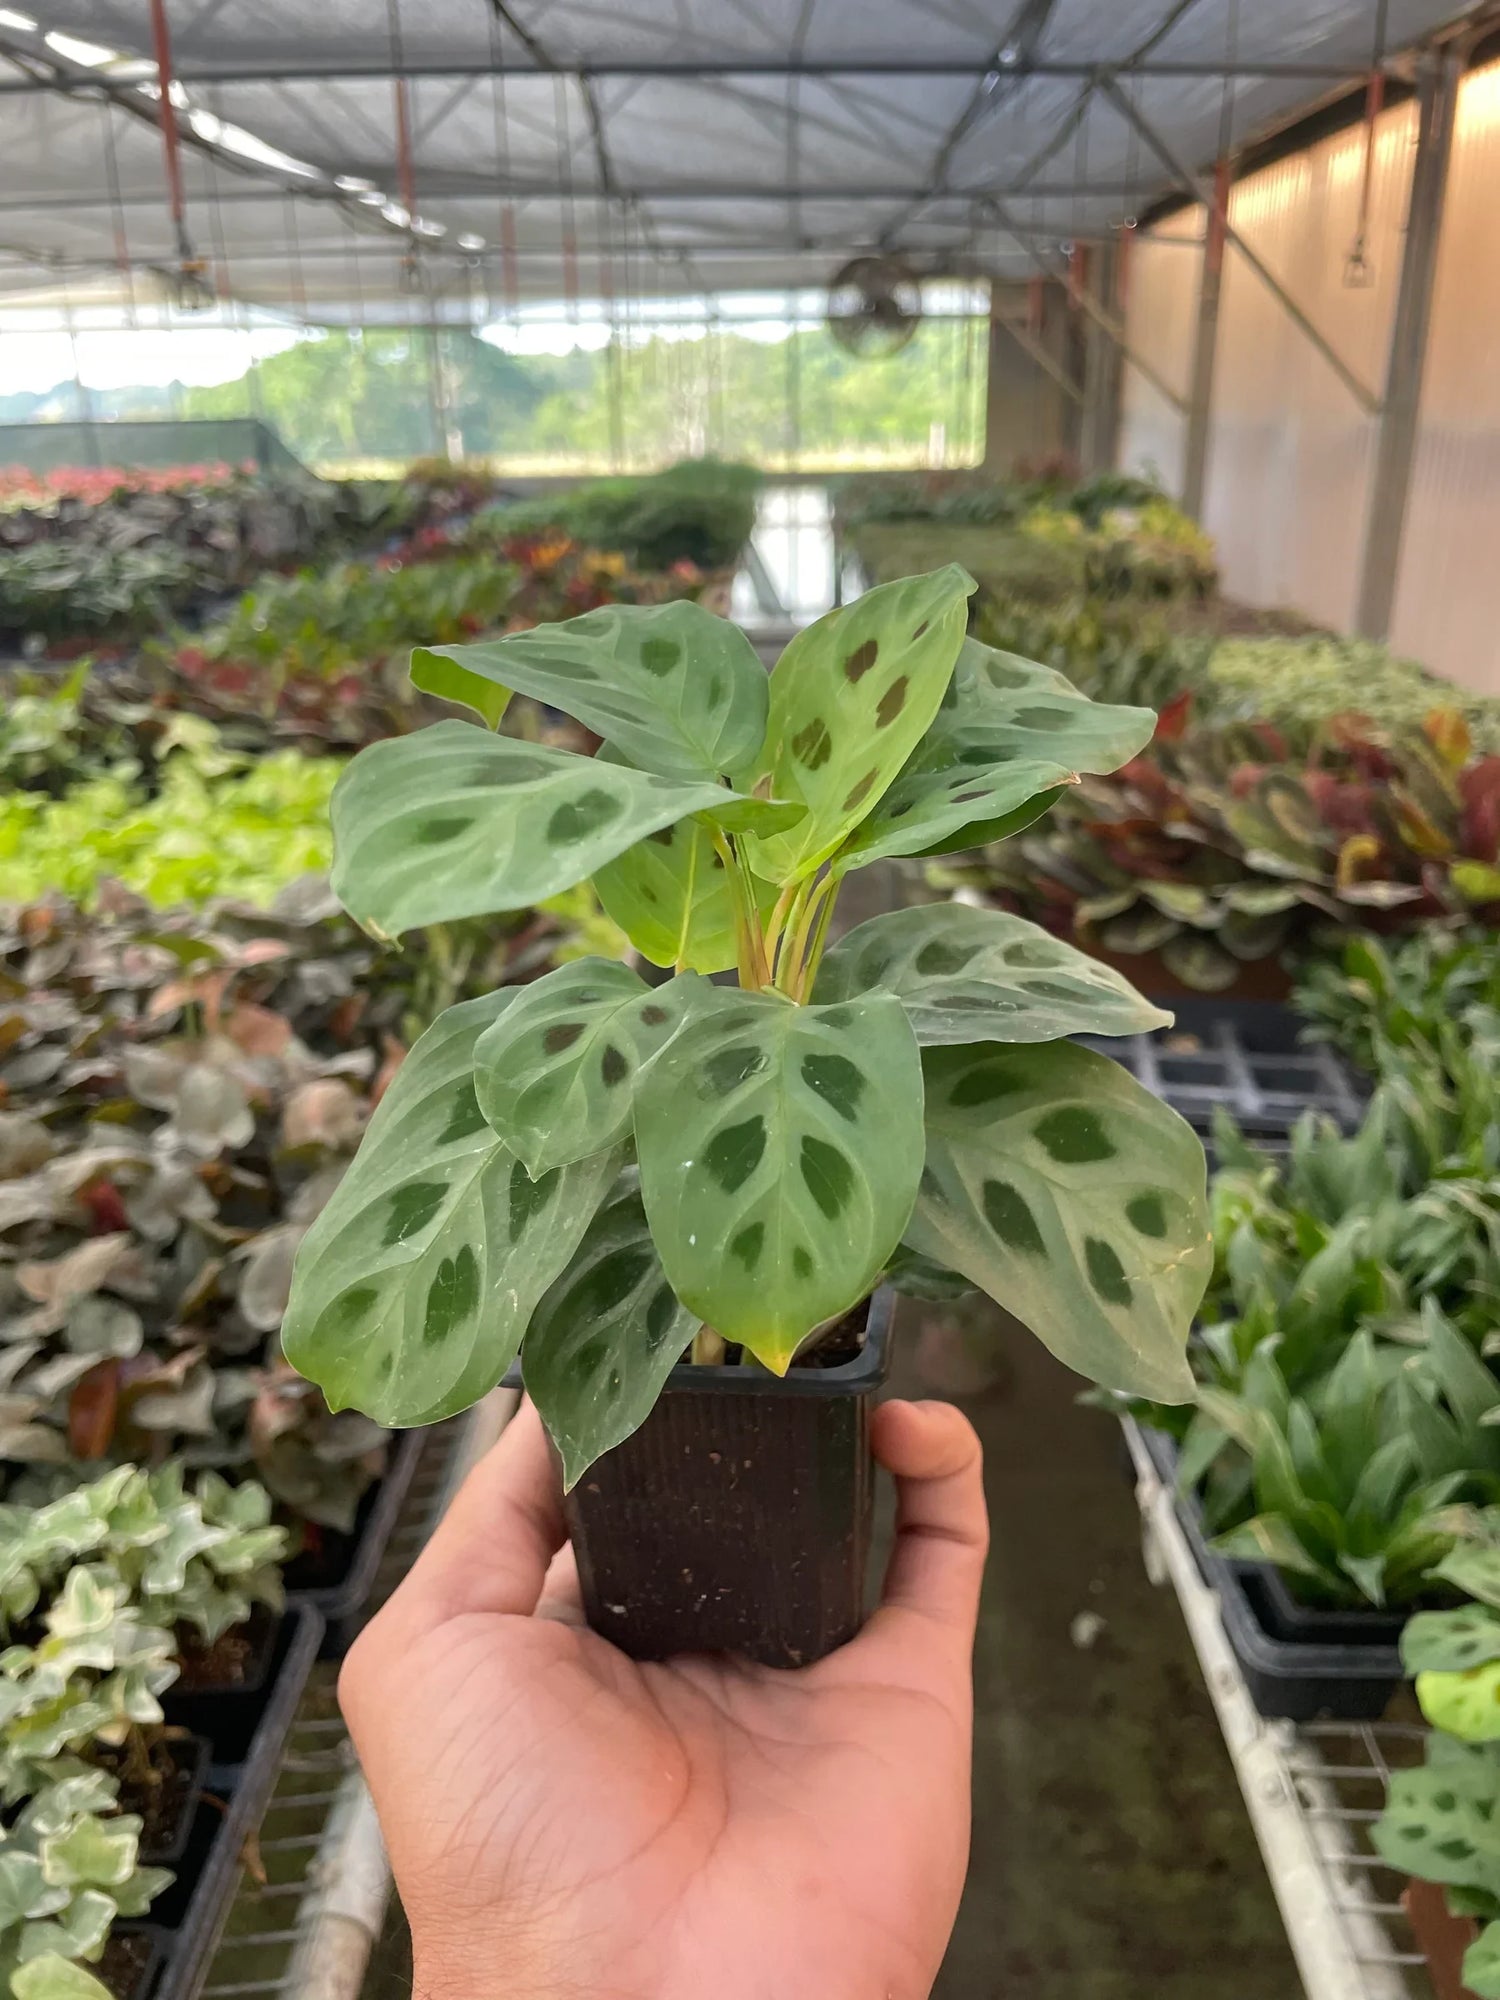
[888,1294,1300,2000]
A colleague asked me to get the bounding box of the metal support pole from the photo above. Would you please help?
[1183,154,1230,517]
[1098,71,1380,414]
[1354,46,1461,641]
[1080,240,1123,475]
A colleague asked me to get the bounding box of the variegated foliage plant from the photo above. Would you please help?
[283,570,1212,1483]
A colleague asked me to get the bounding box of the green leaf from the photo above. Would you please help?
[1439,1544,1500,1611]
[409,648,511,729]
[1374,1741,1500,1898]
[633,983,924,1369]
[1419,1661,1500,1742]
[1464,1920,1500,1998]
[523,1184,700,1488]
[473,959,697,1177]
[594,816,773,973]
[814,904,1171,1044]
[412,599,770,781]
[40,1815,139,1889]
[282,992,619,1426]
[906,1041,1210,1401]
[837,639,1155,870]
[743,565,974,882]
[11,1957,113,2000]
[330,721,763,939]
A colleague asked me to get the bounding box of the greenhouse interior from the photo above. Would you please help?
[6,1,1500,1997]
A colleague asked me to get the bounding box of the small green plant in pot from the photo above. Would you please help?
[282,568,1212,1663]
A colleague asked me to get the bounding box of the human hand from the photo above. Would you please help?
[340,1395,987,2000]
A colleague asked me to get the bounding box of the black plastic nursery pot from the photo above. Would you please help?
[114,1602,324,2000]
[1134,1424,1404,1723]
[564,1288,894,1668]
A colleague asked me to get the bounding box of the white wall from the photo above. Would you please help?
[1118,63,1500,693]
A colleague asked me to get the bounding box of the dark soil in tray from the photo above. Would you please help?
[280,1514,360,1595]
[93,1733,207,1864]
[97,1925,161,2000]
[171,1603,276,1697]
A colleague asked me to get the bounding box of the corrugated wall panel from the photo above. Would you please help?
[1390,60,1500,693]
[1120,105,1414,632]
[1117,209,1198,489]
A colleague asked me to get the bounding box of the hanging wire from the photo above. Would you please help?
[556,74,579,325]
[488,5,520,330]
[1345,0,1390,287]
[98,92,140,330]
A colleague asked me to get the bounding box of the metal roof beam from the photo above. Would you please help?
[0,58,1382,94]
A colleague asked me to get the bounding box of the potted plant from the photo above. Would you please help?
[1375,1511,1500,1999]
[282,568,1213,1662]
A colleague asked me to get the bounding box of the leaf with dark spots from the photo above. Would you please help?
[906,1041,1207,1404]
[412,600,769,782]
[635,986,922,1370]
[815,905,1170,1046]
[704,1116,767,1193]
[876,677,909,728]
[416,817,474,845]
[835,637,1154,871]
[800,1051,864,1122]
[743,566,974,881]
[523,1191,700,1487]
[792,717,834,771]
[283,991,617,1428]
[800,1134,854,1219]
[473,959,701,1176]
[844,638,880,683]
[331,721,771,937]
[548,789,623,846]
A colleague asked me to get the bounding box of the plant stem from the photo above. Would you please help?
[710,827,762,990]
[783,871,836,1000]
[797,875,842,999]
[691,1325,727,1365]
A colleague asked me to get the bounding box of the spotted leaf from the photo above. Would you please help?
[330,720,769,938]
[281,991,619,1426]
[743,565,974,882]
[1373,1736,1500,1901]
[412,598,771,782]
[815,904,1171,1043]
[907,1041,1208,1401]
[594,816,775,974]
[838,639,1155,869]
[633,985,924,1370]
[524,1185,700,1488]
[473,958,701,1176]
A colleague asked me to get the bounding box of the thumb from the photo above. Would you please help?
[379,1397,567,1631]
[848,1399,988,1676]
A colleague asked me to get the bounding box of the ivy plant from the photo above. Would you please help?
[283,571,1212,1483]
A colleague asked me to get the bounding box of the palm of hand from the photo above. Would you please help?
[342,1399,985,2000]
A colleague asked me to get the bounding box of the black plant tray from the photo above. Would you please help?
[144,1603,323,2000]
[1077,998,1366,1143]
[285,1425,426,1656]
[97,1923,168,2000]
[1131,1422,1403,1722]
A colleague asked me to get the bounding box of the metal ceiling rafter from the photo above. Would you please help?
[0,56,1395,93]
[0,20,480,284]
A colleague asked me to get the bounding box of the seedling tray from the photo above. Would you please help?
[1076,998,1365,1142]
[285,1426,426,1656]
[135,1602,324,2000]
[1134,1426,1403,1722]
